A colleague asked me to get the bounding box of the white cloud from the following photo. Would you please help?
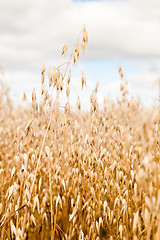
[97,68,160,107]
[0,0,160,70]
[128,71,159,103]
[0,0,160,107]
[3,70,40,89]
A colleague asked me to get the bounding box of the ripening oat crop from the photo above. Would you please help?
[0,27,160,240]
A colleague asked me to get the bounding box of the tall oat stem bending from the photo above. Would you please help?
[28,27,84,206]
[20,28,85,238]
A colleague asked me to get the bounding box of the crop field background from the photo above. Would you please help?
[0,27,160,240]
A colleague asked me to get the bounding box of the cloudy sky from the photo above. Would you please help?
[0,0,160,109]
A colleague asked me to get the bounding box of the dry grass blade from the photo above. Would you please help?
[0,205,28,229]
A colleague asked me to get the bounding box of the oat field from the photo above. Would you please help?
[0,27,160,240]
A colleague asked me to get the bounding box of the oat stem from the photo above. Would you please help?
[22,27,84,239]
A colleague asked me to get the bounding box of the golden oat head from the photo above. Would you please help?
[61,44,68,57]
